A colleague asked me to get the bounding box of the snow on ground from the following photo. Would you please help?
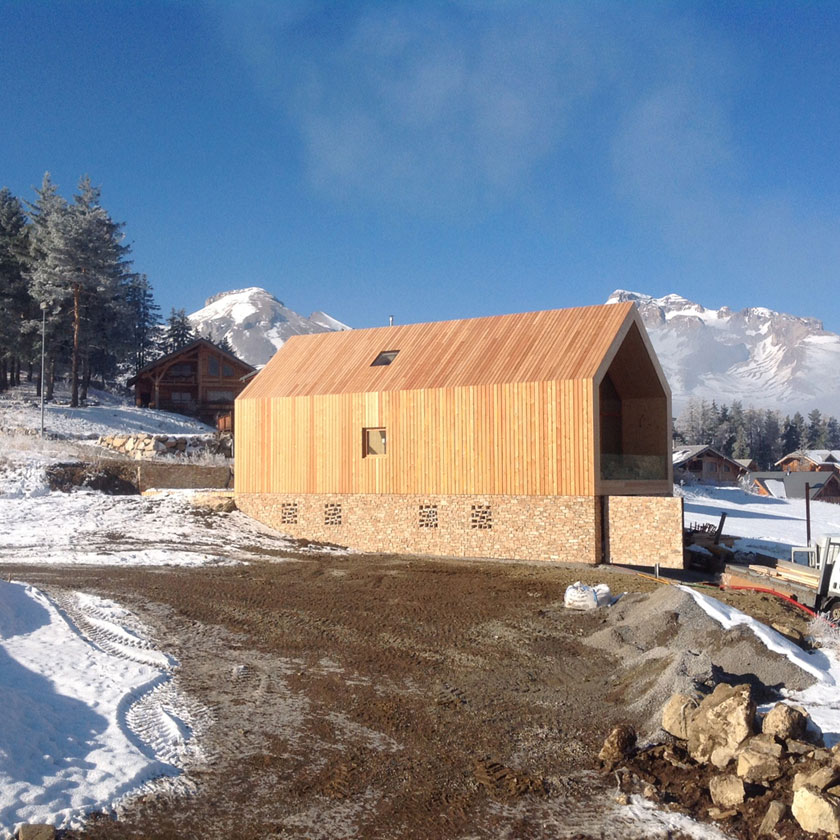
[0,382,214,439]
[0,383,344,834]
[0,458,309,566]
[683,585,840,747]
[0,580,207,838]
[677,483,840,560]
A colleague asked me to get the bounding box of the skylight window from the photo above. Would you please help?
[371,350,399,366]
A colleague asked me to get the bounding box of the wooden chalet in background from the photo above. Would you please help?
[672,445,749,486]
[129,339,255,430]
[235,302,684,567]
[775,450,840,474]
[751,471,840,505]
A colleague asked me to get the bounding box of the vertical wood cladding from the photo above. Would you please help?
[235,380,594,497]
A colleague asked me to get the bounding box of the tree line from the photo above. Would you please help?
[674,398,840,469]
[0,173,229,407]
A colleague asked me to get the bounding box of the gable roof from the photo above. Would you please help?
[130,338,254,384]
[775,449,840,467]
[751,470,838,500]
[239,302,662,400]
[672,445,747,473]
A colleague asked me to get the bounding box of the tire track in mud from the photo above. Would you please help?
[17,558,705,840]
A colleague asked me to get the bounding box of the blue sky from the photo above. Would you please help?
[3,1,840,331]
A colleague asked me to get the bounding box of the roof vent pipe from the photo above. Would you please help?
[389,315,394,326]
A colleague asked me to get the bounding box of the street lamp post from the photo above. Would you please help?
[40,301,47,438]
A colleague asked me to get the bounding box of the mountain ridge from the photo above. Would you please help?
[188,287,350,367]
[189,286,840,417]
[608,289,840,416]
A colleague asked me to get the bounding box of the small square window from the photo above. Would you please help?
[371,350,399,366]
[363,427,387,457]
[222,362,235,377]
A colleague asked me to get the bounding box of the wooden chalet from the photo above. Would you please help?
[751,471,840,505]
[129,339,255,430]
[235,303,684,567]
[775,450,840,474]
[672,445,749,486]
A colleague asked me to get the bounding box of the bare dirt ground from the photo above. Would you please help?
[5,555,814,840]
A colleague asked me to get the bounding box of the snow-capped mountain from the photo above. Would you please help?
[189,287,350,366]
[608,290,840,417]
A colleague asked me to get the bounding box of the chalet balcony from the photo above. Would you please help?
[601,453,668,481]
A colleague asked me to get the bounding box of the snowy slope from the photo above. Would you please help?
[189,287,350,366]
[0,580,205,837]
[607,290,840,416]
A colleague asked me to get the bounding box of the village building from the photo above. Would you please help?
[234,303,684,567]
[672,445,750,486]
[128,339,254,430]
[775,450,840,474]
[750,470,840,505]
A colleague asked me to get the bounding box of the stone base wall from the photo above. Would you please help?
[237,493,603,564]
[606,495,684,568]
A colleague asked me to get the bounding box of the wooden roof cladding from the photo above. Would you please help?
[239,302,638,399]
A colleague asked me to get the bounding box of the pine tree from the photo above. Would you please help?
[807,409,828,449]
[164,308,195,353]
[31,176,131,406]
[26,173,71,400]
[0,188,31,391]
[124,274,160,373]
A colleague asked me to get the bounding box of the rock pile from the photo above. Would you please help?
[604,684,840,837]
[97,433,232,460]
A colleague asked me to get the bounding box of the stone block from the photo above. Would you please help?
[792,786,840,835]
[687,683,755,768]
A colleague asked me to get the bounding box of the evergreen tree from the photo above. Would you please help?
[826,417,840,451]
[124,273,160,373]
[26,173,71,400]
[30,176,131,406]
[163,308,195,353]
[807,409,828,449]
[0,188,31,391]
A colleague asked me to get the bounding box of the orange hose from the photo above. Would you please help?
[719,584,820,619]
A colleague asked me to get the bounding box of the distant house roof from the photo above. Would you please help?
[751,470,839,500]
[127,339,254,386]
[239,302,668,399]
[734,458,757,471]
[775,449,840,468]
[672,445,747,474]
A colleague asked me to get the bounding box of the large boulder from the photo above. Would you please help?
[792,786,840,835]
[736,734,784,784]
[662,693,698,740]
[686,683,756,768]
[762,702,808,741]
[709,774,746,808]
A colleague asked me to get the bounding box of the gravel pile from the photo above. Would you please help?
[583,585,817,736]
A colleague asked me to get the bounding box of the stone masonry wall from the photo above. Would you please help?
[236,493,603,564]
[97,433,231,460]
[606,495,685,569]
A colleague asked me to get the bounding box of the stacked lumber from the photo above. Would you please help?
[745,562,818,589]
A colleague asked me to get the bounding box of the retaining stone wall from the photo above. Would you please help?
[606,495,685,568]
[237,493,603,564]
[97,433,231,460]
